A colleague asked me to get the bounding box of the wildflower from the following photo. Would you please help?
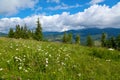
[7,60,10,63]
[45,64,48,67]
[108,48,114,51]
[53,72,55,74]
[45,52,48,55]
[10,46,13,49]
[0,68,3,71]
[16,48,19,51]
[27,46,30,49]
[49,54,51,57]
[106,59,111,62]
[61,62,65,66]
[24,69,28,72]
[46,58,48,64]
[77,73,81,77]
[46,60,48,64]
[18,66,22,70]
[23,55,26,57]
[37,48,41,51]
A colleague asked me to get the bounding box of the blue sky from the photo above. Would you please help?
[0,0,120,32]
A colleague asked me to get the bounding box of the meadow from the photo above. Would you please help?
[0,37,120,80]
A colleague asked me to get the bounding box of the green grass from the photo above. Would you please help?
[0,37,120,80]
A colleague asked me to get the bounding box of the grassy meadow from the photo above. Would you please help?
[0,37,120,80]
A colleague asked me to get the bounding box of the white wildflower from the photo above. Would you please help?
[18,66,22,70]
[78,73,81,77]
[46,64,48,67]
[7,60,10,63]
[24,69,28,72]
[49,54,51,57]
[108,48,114,51]
[45,52,48,55]
[10,46,13,49]
[61,62,65,65]
[106,59,111,62]
[0,68,3,71]
[16,48,19,51]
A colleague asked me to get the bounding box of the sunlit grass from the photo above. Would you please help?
[0,37,120,80]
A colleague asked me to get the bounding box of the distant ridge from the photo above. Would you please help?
[43,28,120,43]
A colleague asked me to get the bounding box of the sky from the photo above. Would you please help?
[0,0,120,33]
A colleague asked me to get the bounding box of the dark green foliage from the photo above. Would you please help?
[8,28,14,38]
[75,34,80,45]
[86,35,94,47]
[89,48,120,61]
[34,18,43,41]
[22,24,29,39]
[62,32,73,44]
[101,33,107,47]
[116,35,120,50]
[68,33,73,44]
[8,18,43,41]
[14,25,21,39]
[62,32,68,43]
[110,37,116,48]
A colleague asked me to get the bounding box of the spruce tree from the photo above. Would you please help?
[86,35,94,47]
[110,36,116,48]
[8,28,14,38]
[68,33,73,44]
[75,34,80,45]
[101,32,107,47]
[116,34,120,50]
[34,18,43,41]
[62,32,67,43]
[23,24,29,39]
[14,25,21,39]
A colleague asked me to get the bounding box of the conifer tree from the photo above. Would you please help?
[8,28,14,38]
[110,36,116,48]
[116,34,120,50]
[75,34,80,45]
[101,32,107,47]
[23,24,29,39]
[68,33,73,44]
[14,25,21,39]
[86,35,94,47]
[34,18,43,41]
[20,26,24,38]
[62,32,67,43]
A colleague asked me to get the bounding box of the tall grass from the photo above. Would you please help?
[0,37,120,80]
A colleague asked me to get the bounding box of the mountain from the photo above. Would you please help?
[1,28,120,44]
[43,28,120,44]
[0,32,7,37]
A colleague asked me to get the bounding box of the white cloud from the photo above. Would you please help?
[47,0,60,3]
[0,0,38,16]
[47,3,81,10]
[0,2,120,33]
[90,0,104,5]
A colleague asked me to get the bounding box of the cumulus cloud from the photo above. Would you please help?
[0,2,120,33]
[89,0,104,5]
[47,3,81,10]
[47,0,60,3]
[0,0,38,16]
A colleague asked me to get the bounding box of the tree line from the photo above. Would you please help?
[8,18,43,41]
[8,18,120,50]
[62,32,120,50]
[101,33,120,50]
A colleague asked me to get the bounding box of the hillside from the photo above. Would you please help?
[44,28,120,44]
[0,38,120,80]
